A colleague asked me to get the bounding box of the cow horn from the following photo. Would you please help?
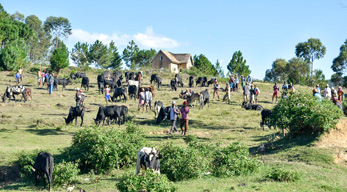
[145,150,149,155]
[63,117,66,120]
[31,167,36,172]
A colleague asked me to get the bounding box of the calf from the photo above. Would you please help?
[64,106,85,126]
[150,74,158,84]
[170,79,177,91]
[32,151,54,192]
[189,76,195,88]
[155,77,162,89]
[128,85,137,101]
[241,102,264,111]
[260,109,275,130]
[199,89,210,109]
[136,147,161,175]
[81,76,89,91]
[75,72,86,78]
[112,88,127,103]
[153,100,163,119]
[54,78,71,91]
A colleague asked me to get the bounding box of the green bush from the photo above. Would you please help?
[29,66,41,73]
[160,142,209,181]
[116,170,176,192]
[212,142,261,177]
[62,122,145,173]
[53,161,80,186]
[184,135,216,158]
[266,167,300,182]
[271,93,343,136]
[17,150,42,179]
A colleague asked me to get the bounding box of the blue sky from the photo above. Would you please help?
[2,0,347,79]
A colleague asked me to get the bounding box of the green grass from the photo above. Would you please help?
[0,68,346,191]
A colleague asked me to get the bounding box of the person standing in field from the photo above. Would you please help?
[241,75,246,89]
[254,84,260,104]
[168,101,179,134]
[138,88,145,112]
[44,70,49,87]
[338,86,344,102]
[213,79,220,100]
[316,84,321,94]
[179,101,190,136]
[235,74,239,91]
[323,84,331,99]
[272,83,279,104]
[249,84,255,104]
[105,85,113,106]
[49,72,54,94]
[37,69,42,87]
[289,83,295,94]
[243,82,250,102]
[223,82,231,104]
[145,88,153,112]
[15,70,21,85]
[18,66,23,81]
[246,75,252,85]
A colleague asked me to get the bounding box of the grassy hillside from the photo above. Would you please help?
[0,67,346,192]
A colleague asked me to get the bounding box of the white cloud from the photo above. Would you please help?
[68,27,179,49]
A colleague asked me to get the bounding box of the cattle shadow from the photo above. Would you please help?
[43,113,67,116]
[25,128,67,136]
[259,101,272,104]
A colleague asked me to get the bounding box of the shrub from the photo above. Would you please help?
[184,135,216,158]
[53,161,80,186]
[17,150,42,179]
[116,170,176,192]
[266,167,300,182]
[160,142,209,181]
[62,122,145,173]
[271,93,343,136]
[212,142,261,177]
[29,66,41,73]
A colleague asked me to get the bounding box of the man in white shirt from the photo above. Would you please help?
[323,84,331,99]
[168,101,179,134]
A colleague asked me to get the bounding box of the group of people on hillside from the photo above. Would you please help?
[312,84,345,111]
[168,101,190,136]
[272,81,295,103]
[35,68,55,94]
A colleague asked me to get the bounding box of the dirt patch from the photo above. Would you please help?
[316,119,347,164]
[148,130,210,137]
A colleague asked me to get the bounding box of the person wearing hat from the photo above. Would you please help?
[323,84,331,99]
[313,88,322,101]
[223,82,231,104]
[213,79,220,100]
[179,101,190,136]
[338,86,344,102]
[168,101,179,134]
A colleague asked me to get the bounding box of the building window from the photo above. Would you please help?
[160,56,163,61]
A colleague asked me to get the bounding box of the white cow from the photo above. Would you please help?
[136,147,161,175]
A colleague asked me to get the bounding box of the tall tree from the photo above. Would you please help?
[0,39,27,70]
[133,48,156,68]
[214,60,224,77]
[271,58,288,82]
[10,11,24,22]
[108,41,122,69]
[295,38,326,82]
[88,40,112,69]
[227,50,251,76]
[331,39,347,86]
[193,54,217,75]
[71,42,89,67]
[286,57,310,84]
[122,40,139,69]
[43,16,72,50]
[264,69,275,82]
[50,42,69,75]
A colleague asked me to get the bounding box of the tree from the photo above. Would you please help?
[108,41,122,69]
[88,40,112,69]
[271,58,288,82]
[0,39,27,70]
[331,39,347,86]
[227,50,251,76]
[295,38,326,82]
[10,11,24,22]
[331,72,343,86]
[71,42,89,67]
[264,69,275,82]
[193,54,217,76]
[286,57,310,85]
[50,42,69,75]
[133,48,156,68]
[122,40,139,69]
[44,16,72,50]
[214,60,224,77]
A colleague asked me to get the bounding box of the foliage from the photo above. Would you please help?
[264,69,275,82]
[71,41,89,67]
[0,39,28,70]
[43,16,71,50]
[193,54,217,76]
[53,161,80,186]
[109,41,122,69]
[271,58,288,82]
[61,122,145,173]
[17,149,42,179]
[211,142,261,177]
[270,93,343,136]
[295,38,326,79]
[160,142,209,181]
[266,167,300,182]
[331,39,347,86]
[214,59,224,77]
[50,42,69,75]
[227,50,251,76]
[123,40,139,69]
[116,170,176,192]
[133,48,156,68]
[29,66,41,72]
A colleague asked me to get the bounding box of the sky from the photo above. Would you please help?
[2,0,347,80]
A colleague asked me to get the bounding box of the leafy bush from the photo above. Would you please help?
[184,135,216,158]
[116,170,176,192]
[53,161,80,186]
[62,122,145,173]
[266,167,300,182]
[17,149,42,179]
[160,142,209,181]
[212,142,261,177]
[29,66,41,73]
[271,93,343,136]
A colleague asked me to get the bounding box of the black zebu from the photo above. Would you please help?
[64,106,85,126]
[128,85,137,101]
[54,78,71,91]
[150,74,158,84]
[32,151,54,192]
[94,105,122,126]
[155,77,162,89]
[189,76,195,88]
[112,88,127,103]
[81,76,89,91]
[97,75,105,94]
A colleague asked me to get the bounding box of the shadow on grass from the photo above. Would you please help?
[25,128,68,136]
